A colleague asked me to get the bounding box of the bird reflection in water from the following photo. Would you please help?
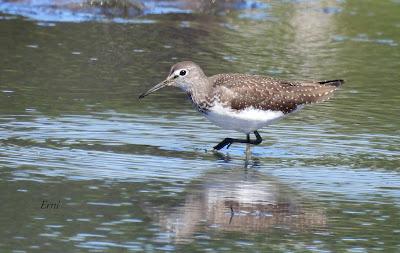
[149,165,326,243]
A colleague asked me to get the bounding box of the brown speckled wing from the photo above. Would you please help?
[210,74,343,114]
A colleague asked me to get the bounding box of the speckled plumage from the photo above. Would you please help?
[202,73,343,114]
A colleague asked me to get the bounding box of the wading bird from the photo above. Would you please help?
[139,61,343,152]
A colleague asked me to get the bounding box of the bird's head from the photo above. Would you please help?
[138,61,205,99]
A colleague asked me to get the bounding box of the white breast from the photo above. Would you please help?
[203,102,285,134]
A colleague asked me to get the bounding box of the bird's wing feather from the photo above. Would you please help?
[209,74,343,113]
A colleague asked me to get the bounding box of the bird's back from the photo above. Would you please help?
[209,73,343,114]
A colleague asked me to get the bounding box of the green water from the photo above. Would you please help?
[1,0,399,252]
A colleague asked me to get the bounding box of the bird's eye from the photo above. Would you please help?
[179,70,187,76]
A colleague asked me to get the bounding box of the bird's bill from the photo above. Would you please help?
[138,79,171,99]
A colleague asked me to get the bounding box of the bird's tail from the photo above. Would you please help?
[318,79,344,87]
[292,79,344,104]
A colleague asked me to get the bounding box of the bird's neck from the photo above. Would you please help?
[185,78,213,110]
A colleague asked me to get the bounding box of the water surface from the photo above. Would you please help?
[1,0,400,252]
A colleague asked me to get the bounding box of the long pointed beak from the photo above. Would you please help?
[138,79,172,99]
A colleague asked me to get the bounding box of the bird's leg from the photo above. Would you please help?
[213,131,263,150]
[229,205,234,224]
[252,130,262,145]
[245,134,251,160]
[213,137,248,150]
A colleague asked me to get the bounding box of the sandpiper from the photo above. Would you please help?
[139,61,343,151]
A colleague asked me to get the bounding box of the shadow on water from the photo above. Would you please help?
[148,165,326,244]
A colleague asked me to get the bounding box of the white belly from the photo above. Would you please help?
[203,103,285,134]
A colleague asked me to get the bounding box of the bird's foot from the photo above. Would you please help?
[213,138,234,150]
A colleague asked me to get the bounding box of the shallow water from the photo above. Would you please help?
[1,0,400,252]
